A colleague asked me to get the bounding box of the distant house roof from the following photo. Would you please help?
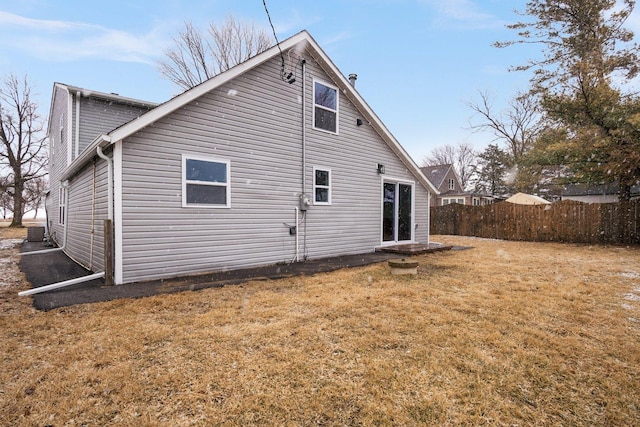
[562,183,640,197]
[420,164,453,189]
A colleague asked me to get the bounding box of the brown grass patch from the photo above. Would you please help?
[1,231,639,425]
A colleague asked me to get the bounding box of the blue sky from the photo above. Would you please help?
[1,0,627,163]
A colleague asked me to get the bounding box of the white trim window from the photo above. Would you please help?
[58,186,66,225]
[442,197,464,205]
[59,116,64,147]
[313,80,338,134]
[448,178,455,190]
[313,167,331,205]
[182,154,230,208]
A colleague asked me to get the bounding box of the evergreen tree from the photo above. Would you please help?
[472,144,512,196]
[498,0,640,200]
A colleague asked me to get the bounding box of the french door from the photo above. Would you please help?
[382,181,413,243]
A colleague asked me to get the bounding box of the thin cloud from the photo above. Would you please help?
[420,0,506,30]
[0,11,86,31]
[320,31,352,47]
[0,11,168,64]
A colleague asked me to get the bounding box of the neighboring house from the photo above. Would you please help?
[45,30,438,286]
[561,183,640,203]
[420,164,493,207]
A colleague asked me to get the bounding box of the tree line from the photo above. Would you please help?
[424,0,640,202]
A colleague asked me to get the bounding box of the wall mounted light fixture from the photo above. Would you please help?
[377,163,385,174]
[356,118,363,126]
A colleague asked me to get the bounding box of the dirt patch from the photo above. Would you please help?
[1,231,640,425]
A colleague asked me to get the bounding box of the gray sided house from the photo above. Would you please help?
[421,164,493,207]
[46,30,437,285]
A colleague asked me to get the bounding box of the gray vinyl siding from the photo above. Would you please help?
[64,156,109,272]
[119,53,431,284]
[46,85,70,245]
[73,95,153,159]
[47,86,150,247]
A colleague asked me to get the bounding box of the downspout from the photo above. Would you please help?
[75,91,80,159]
[19,145,113,295]
[89,159,96,270]
[96,143,115,286]
[18,272,105,296]
[66,93,73,167]
[96,145,113,221]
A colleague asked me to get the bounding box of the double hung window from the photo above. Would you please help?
[58,187,66,225]
[313,80,338,133]
[313,167,331,205]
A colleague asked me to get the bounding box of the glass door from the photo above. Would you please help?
[382,181,413,243]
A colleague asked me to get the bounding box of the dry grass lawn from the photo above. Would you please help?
[1,226,639,426]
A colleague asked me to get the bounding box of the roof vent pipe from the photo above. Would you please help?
[348,73,357,87]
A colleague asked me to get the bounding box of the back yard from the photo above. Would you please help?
[1,226,639,426]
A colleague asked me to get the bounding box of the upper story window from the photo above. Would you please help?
[182,154,230,208]
[448,178,455,190]
[313,80,338,134]
[313,167,331,205]
[58,187,66,225]
[59,116,64,146]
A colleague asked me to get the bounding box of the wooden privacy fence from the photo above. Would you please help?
[430,200,640,245]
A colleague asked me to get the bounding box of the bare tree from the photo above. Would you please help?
[467,90,544,165]
[0,74,48,227]
[24,175,48,219]
[158,16,272,90]
[422,141,477,190]
[0,175,13,219]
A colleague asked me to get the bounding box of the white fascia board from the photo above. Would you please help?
[62,83,158,108]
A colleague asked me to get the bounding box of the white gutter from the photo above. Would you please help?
[18,272,105,296]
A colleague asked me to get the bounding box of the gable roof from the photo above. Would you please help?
[47,82,159,136]
[59,30,437,194]
[420,164,454,189]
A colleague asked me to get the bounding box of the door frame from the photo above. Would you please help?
[380,177,415,246]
